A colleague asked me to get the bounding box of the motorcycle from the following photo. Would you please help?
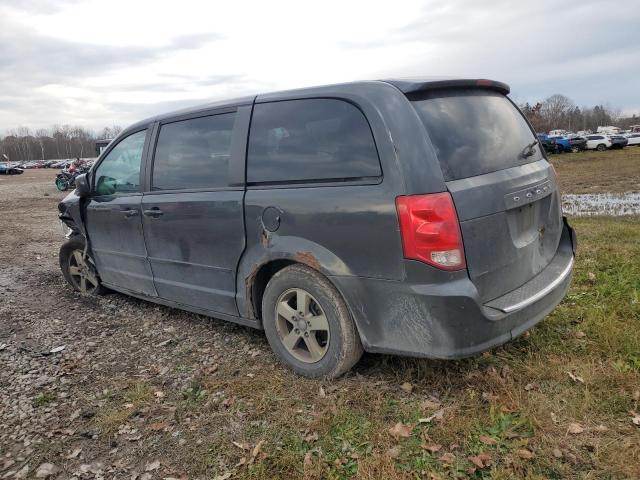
[55,162,90,191]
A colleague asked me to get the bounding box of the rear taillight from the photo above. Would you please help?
[395,192,466,271]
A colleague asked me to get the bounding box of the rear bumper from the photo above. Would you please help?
[331,217,576,359]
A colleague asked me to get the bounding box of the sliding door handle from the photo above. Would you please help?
[143,208,164,218]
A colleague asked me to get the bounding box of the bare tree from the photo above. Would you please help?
[540,94,574,130]
[519,94,629,133]
[35,128,49,160]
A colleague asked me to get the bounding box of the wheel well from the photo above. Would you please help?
[249,259,296,321]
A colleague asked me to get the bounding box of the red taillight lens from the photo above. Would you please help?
[395,192,466,271]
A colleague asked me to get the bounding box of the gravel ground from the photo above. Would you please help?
[0,170,272,479]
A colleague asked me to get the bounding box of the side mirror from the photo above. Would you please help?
[75,173,91,198]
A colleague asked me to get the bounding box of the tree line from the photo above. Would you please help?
[2,95,638,162]
[519,94,638,133]
[0,125,122,162]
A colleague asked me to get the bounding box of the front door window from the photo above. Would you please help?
[94,130,146,195]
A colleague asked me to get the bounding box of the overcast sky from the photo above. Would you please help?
[1,0,639,132]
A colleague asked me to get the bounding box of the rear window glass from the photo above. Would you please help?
[410,89,541,181]
[247,99,381,184]
[152,113,235,190]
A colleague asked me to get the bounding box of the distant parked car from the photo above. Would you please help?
[585,135,612,151]
[567,136,587,152]
[607,135,628,149]
[549,136,574,153]
[624,133,640,146]
[537,134,558,154]
[0,163,24,175]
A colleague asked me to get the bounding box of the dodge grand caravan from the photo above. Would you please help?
[58,78,576,378]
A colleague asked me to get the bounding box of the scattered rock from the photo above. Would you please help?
[516,449,534,459]
[144,460,160,471]
[567,422,584,434]
[400,382,414,393]
[567,371,585,383]
[35,463,58,478]
[14,464,30,479]
[418,409,444,424]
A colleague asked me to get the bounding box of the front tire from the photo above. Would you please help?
[59,236,105,295]
[596,144,607,151]
[262,264,363,378]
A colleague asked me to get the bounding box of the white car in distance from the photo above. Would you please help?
[585,134,612,151]
[624,133,640,146]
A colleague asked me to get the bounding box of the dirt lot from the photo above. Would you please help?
[1,168,639,479]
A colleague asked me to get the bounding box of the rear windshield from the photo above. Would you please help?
[410,89,541,181]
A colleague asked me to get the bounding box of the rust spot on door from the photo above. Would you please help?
[244,266,259,319]
[260,228,270,248]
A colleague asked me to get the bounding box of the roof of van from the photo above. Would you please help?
[124,78,509,133]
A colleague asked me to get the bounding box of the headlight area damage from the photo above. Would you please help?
[57,189,84,237]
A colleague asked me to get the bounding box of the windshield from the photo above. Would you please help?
[410,89,541,181]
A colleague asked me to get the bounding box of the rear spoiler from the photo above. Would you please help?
[383,78,510,95]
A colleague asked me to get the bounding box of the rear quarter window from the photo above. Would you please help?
[247,98,381,184]
[409,89,542,181]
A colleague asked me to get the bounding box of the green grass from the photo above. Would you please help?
[33,391,56,407]
[550,146,640,194]
[94,381,155,434]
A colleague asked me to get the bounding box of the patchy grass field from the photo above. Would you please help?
[550,146,640,194]
[105,217,639,480]
[1,171,639,480]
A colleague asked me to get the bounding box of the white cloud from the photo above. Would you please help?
[1,0,639,131]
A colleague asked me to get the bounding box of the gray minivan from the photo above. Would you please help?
[58,78,576,378]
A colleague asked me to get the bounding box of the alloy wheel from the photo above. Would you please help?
[68,249,100,294]
[274,288,330,363]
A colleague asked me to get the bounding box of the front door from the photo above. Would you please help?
[85,129,156,296]
[141,110,247,315]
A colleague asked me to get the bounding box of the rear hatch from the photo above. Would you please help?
[409,87,563,302]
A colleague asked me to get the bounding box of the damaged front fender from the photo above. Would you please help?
[58,189,85,237]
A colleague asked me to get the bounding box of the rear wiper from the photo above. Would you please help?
[520,140,539,159]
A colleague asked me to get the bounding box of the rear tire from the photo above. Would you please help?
[596,144,607,151]
[262,264,363,378]
[59,236,106,295]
